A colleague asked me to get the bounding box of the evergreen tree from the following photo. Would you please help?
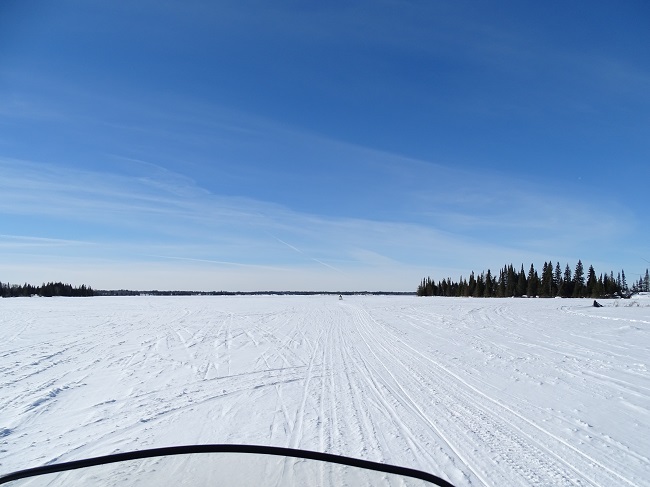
[540,261,554,297]
[474,273,485,297]
[540,262,549,297]
[594,274,604,298]
[526,264,538,297]
[516,265,527,297]
[416,261,629,300]
[634,276,643,293]
[607,271,618,296]
[497,268,506,297]
[602,272,614,296]
[573,260,585,297]
[563,264,573,297]
[484,269,493,297]
[417,276,438,296]
[505,264,516,297]
[0,281,93,298]
[459,276,468,297]
[554,262,563,297]
[586,265,597,297]
[416,278,426,296]
[468,271,476,297]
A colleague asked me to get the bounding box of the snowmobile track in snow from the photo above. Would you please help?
[1,295,648,486]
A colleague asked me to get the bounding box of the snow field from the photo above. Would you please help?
[1,295,649,486]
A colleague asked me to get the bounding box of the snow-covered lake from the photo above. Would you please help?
[1,295,649,486]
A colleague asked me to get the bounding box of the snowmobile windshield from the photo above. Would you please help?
[0,444,454,487]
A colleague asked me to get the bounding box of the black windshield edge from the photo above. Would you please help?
[0,444,455,487]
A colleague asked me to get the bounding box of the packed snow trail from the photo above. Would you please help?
[1,296,648,486]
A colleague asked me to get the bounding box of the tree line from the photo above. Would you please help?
[417,261,650,298]
[1,281,94,298]
[94,290,413,296]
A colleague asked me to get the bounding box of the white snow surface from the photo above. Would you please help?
[1,295,649,486]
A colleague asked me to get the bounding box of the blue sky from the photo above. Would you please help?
[1,0,648,291]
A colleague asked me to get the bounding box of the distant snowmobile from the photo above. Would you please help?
[0,444,455,486]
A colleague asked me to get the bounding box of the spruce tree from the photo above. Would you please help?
[573,260,585,297]
[468,272,476,297]
[553,262,564,296]
[563,264,573,297]
[516,265,527,297]
[540,261,554,297]
[506,264,516,297]
[497,268,506,297]
[460,277,469,297]
[526,264,538,297]
[474,273,485,297]
[554,262,563,297]
[540,262,549,297]
[484,269,493,297]
[586,265,597,297]
[594,274,603,298]
[634,276,643,293]
[607,271,618,295]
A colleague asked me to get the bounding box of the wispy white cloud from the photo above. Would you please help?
[0,140,641,291]
[0,234,92,247]
[1,1,647,291]
[0,79,645,290]
[149,254,285,271]
[269,234,346,274]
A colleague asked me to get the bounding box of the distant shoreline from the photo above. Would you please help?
[93,290,416,297]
